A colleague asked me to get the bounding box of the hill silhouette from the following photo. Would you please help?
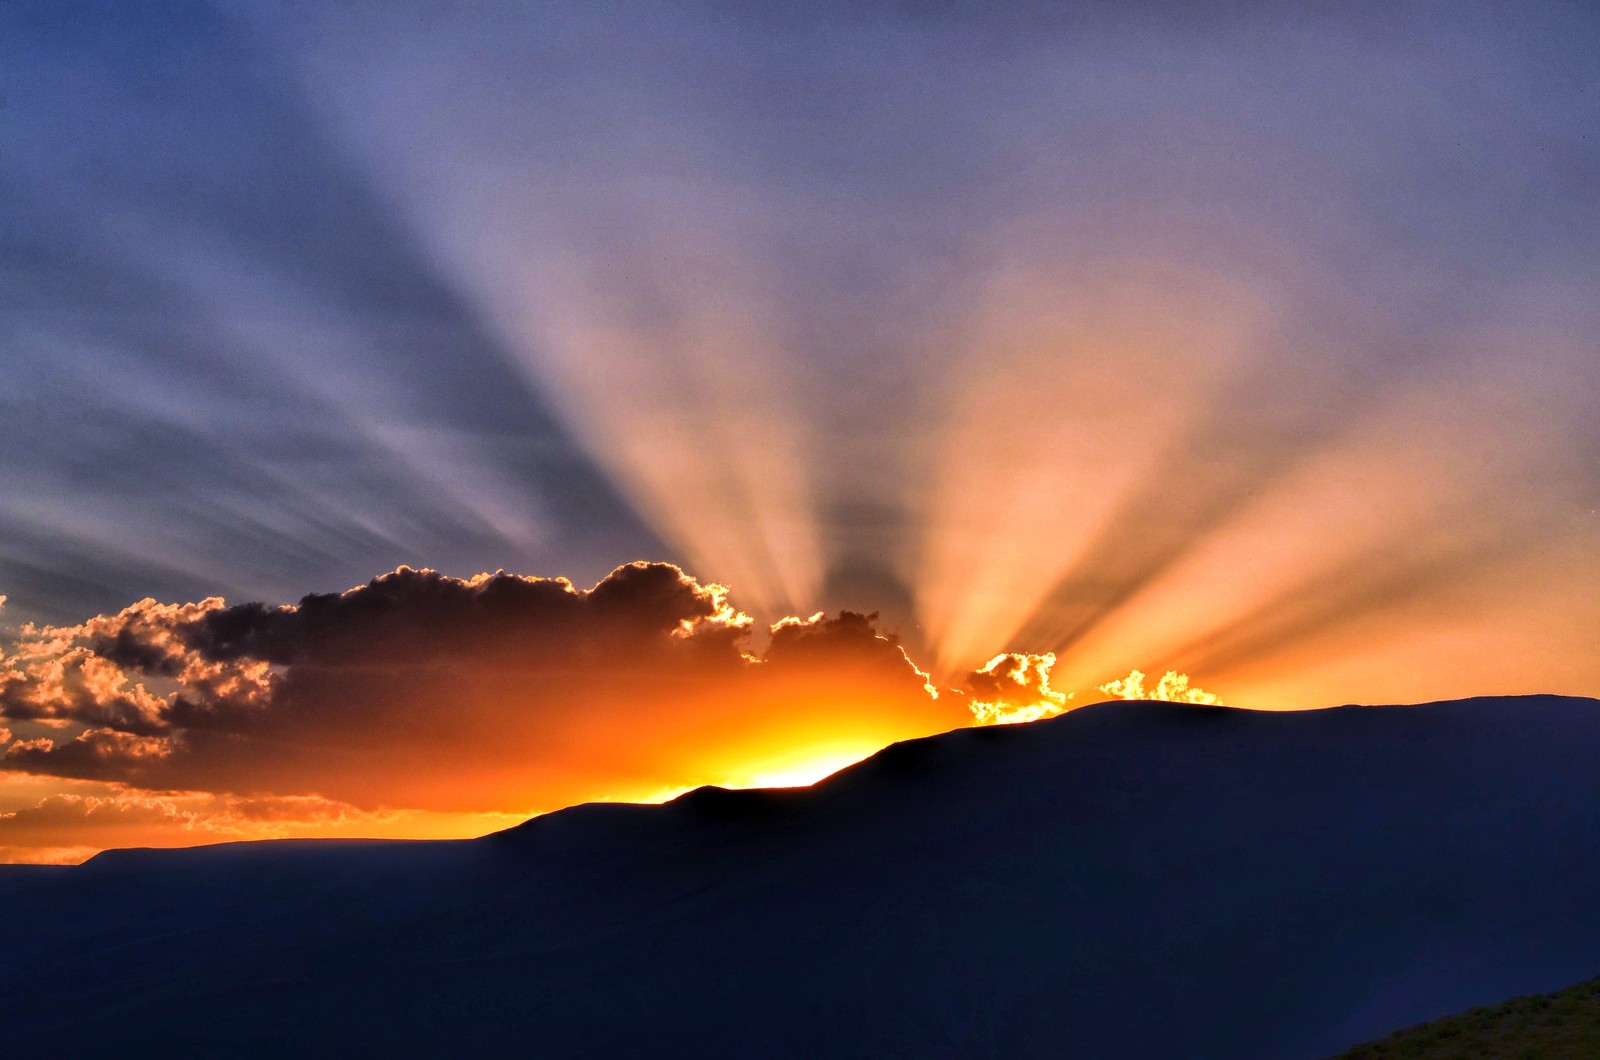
[1337,977,1600,1057]
[4,695,1600,1058]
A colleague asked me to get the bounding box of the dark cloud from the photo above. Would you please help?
[765,610,925,680]
[2,730,173,786]
[184,562,739,669]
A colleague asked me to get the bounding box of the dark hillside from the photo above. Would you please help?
[4,696,1600,1059]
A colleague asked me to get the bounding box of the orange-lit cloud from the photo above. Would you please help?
[963,652,1072,726]
[1098,669,1224,706]
[957,652,1227,724]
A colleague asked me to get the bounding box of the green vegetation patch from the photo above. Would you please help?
[1336,978,1600,1059]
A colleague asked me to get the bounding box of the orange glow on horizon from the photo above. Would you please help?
[608,741,884,801]
[0,632,1248,864]
[6,554,1594,866]
[4,664,1240,865]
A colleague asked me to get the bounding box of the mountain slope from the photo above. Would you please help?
[1336,977,1600,1057]
[4,695,1600,1058]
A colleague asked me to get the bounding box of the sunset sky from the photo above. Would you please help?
[3,0,1598,862]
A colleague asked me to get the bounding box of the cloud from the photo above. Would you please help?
[963,653,1072,726]
[2,730,174,785]
[0,597,216,735]
[961,655,1229,724]
[0,564,958,820]
[1098,669,1223,706]
[764,610,936,691]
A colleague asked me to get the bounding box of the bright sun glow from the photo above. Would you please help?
[607,740,889,807]
[720,740,888,790]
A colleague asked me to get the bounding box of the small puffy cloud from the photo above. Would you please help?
[0,597,205,735]
[964,652,1072,725]
[1098,669,1224,705]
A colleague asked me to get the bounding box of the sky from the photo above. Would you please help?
[2,0,1598,861]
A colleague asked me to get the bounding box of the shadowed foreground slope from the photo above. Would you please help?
[4,696,1600,1058]
[1337,977,1600,1057]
